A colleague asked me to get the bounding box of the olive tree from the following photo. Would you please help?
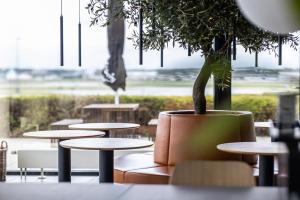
[87,0,298,114]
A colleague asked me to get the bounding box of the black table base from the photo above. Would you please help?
[58,139,71,182]
[99,150,114,183]
[103,130,110,138]
[259,155,274,186]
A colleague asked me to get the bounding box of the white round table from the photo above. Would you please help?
[69,123,140,138]
[217,142,287,186]
[60,138,153,183]
[23,130,105,182]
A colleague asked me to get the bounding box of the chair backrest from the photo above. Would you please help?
[170,160,255,187]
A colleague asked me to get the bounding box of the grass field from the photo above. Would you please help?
[0,78,297,96]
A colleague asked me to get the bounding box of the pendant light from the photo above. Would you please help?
[188,45,191,56]
[255,51,258,67]
[232,35,237,60]
[160,46,164,67]
[78,0,82,67]
[172,32,175,48]
[139,2,143,65]
[160,28,164,67]
[60,0,64,66]
[278,35,283,65]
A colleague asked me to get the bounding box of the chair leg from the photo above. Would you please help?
[20,168,23,180]
[24,168,27,181]
[38,168,46,180]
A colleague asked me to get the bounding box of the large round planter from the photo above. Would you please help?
[153,110,257,166]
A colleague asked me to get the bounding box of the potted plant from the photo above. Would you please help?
[87,0,298,161]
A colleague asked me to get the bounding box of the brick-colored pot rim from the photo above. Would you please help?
[160,110,252,117]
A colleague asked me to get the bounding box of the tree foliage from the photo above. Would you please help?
[87,0,299,114]
[87,0,298,55]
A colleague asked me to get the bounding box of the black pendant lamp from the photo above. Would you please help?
[188,45,191,56]
[278,35,283,65]
[255,51,258,67]
[232,35,237,60]
[172,32,175,48]
[139,2,143,65]
[60,0,64,66]
[78,0,82,67]
[160,28,164,67]
[160,46,164,67]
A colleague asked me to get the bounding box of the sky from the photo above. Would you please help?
[0,0,299,70]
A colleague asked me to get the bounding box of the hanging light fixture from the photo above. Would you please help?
[188,45,191,56]
[232,35,237,60]
[139,1,143,65]
[60,0,64,66]
[255,51,258,67]
[78,0,82,67]
[160,46,164,67]
[172,32,175,48]
[278,35,283,65]
[160,28,164,67]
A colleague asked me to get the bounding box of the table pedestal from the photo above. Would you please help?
[99,150,114,183]
[259,155,274,186]
[103,130,110,138]
[58,139,71,182]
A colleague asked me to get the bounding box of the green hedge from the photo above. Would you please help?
[2,95,277,137]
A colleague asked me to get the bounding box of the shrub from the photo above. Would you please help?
[2,95,278,137]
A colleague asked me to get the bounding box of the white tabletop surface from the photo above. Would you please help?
[69,123,140,131]
[217,142,288,156]
[23,130,105,140]
[60,138,153,151]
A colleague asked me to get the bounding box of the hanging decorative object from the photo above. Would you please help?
[255,51,258,67]
[232,35,237,60]
[278,35,283,65]
[160,46,164,67]
[160,28,164,67]
[188,45,191,56]
[78,0,82,67]
[60,0,64,66]
[139,2,143,65]
[172,32,175,48]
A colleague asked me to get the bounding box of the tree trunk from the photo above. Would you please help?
[193,56,213,114]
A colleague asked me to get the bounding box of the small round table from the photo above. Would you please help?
[60,138,153,183]
[23,130,105,182]
[69,123,140,138]
[217,142,287,186]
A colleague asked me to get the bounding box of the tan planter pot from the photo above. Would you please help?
[154,110,257,166]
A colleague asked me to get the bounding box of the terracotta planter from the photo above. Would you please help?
[154,110,257,166]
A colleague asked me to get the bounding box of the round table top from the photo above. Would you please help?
[254,122,271,128]
[60,138,153,151]
[217,142,288,156]
[68,123,140,131]
[23,130,105,140]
